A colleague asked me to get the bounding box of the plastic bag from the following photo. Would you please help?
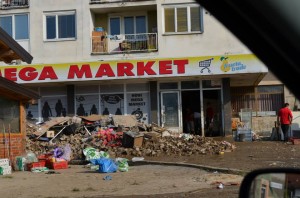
[83,147,110,161]
[25,152,38,163]
[61,144,72,161]
[115,158,129,172]
[90,158,117,173]
[53,147,64,158]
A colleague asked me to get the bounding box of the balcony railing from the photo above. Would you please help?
[0,0,29,9]
[90,0,153,4]
[91,32,158,54]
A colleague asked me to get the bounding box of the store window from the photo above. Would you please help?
[181,81,199,89]
[26,87,39,120]
[44,11,76,40]
[163,5,202,34]
[0,14,29,40]
[126,83,150,123]
[160,82,178,90]
[100,84,124,115]
[0,96,20,133]
[75,85,99,116]
[202,80,221,88]
[40,87,67,121]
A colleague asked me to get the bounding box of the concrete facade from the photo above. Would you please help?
[0,0,269,136]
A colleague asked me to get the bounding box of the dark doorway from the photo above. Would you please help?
[182,90,201,135]
[203,90,222,136]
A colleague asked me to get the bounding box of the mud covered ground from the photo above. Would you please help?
[149,137,300,172]
[1,137,300,198]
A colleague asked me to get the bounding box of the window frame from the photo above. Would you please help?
[43,10,76,41]
[108,14,147,36]
[163,4,203,35]
[0,13,29,41]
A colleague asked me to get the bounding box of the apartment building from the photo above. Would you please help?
[0,0,274,136]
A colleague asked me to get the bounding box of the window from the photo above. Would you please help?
[109,15,146,35]
[110,17,121,35]
[231,85,284,113]
[0,96,20,133]
[44,11,76,40]
[164,5,202,34]
[0,14,29,40]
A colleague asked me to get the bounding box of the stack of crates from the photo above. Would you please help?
[0,158,12,175]
[92,29,107,53]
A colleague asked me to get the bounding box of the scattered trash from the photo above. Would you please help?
[46,170,61,174]
[115,158,129,172]
[132,157,144,162]
[217,183,224,189]
[26,116,236,162]
[31,167,49,173]
[90,158,117,173]
[103,175,112,180]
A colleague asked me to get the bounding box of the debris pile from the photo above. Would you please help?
[25,115,236,161]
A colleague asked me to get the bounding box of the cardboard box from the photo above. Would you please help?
[92,31,106,37]
[122,132,144,148]
[47,130,55,138]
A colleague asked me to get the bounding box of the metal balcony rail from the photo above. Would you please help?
[0,0,29,9]
[92,32,158,54]
[90,0,153,4]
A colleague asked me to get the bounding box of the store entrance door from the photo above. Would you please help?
[182,90,201,135]
[160,91,180,131]
[203,90,223,136]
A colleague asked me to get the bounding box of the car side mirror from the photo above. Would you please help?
[239,168,300,198]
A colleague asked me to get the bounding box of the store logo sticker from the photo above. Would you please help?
[220,56,247,72]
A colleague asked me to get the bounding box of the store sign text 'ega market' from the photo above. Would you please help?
[0,60,188,82]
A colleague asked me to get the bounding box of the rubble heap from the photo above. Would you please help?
[25,115,236,161]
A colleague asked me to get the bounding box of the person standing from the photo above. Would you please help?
[277,103,293,141]
[184,108,195,134]
[205,102,214,135]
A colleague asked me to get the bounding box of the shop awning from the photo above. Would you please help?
[0,76,40,101]
[0,27,33,64]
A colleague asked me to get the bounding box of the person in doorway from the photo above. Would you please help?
[55,99,63,117]
[184,108,195,134]
[205,102,214,135]
[42,101,52,121]
[277,103,293,141]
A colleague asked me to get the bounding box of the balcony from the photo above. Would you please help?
[91,32,158,54]
[90,0,154,4]
[0,0,29,9]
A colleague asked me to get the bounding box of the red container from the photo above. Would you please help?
[38,154,53,161]
[290,138,300,145]
[49,161,68,170]
[27,162,46,171]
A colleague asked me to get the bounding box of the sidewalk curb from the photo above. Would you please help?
[129,160,248,176]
